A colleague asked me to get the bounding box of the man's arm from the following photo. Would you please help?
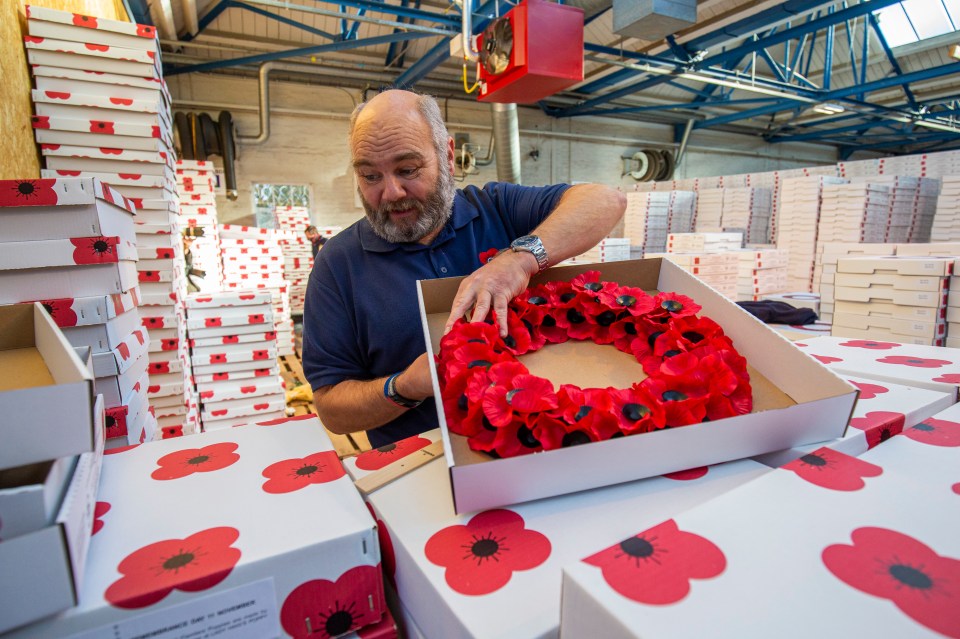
[445,183,627,335]
[312,352,434,435]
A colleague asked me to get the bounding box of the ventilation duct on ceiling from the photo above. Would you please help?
[612,0,696,41]
[492,103,521,185]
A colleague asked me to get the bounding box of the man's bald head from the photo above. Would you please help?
[349,90,450,162]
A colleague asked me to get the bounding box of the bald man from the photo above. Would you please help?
[302,90,626,447]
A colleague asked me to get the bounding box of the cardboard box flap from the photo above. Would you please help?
[26,5,157,41]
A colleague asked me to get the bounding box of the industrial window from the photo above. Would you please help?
[874,0,960,47]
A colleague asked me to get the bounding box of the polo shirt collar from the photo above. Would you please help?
[358,190,478,253]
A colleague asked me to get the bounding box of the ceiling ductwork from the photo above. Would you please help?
[492,103,521,184]
[612,0,697,42]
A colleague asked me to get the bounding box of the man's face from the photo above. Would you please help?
[305,230,318,241]
[351,109,456,244]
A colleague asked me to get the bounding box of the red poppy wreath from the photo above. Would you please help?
[437,271,753,459]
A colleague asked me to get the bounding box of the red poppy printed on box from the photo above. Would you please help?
[261,451,345,494]
[71,237,120,265]
[366,503,396,590]
[933,373,960,384]
[355,436,431,471]
[839,340,899,350]
[849,380,889,400]
[812,354,843,364]
[663,466,709,481]
[0,179,58,206]
[280,565,384,639]
[876,356,953,369]
[849,411,906,449]
[93,501,111,535]
[151,442,240,480]
[823,527,960,638]
[424,509,551,596]
[583,518,726,605]
[782,447,883,491]
[104,527,242,609]
[903,418,960,447]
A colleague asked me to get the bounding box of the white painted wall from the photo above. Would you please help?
[168,72,840,228]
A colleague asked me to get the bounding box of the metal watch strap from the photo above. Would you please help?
[384,372,423,409]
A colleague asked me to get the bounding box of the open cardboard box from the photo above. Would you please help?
[419,258,858,514]
[0,304,96,470]
[0,394,104,634]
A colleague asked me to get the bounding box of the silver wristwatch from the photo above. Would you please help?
[510,235,549,273]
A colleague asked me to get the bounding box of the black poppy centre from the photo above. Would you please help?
[295,463,320,477]
[463,532,507,565]
[316,601,358,636]
[162,549,195,572]
[889,563,934,590]
[619,536,656,565]
[187,454,211,466]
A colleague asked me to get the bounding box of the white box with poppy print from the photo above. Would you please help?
[4,415,387,639]
[95,352,148,408]
[418,258,858,514]
[795,336,960,397]
[360,437,769,639]
[26,5,161,52]
[0,394,104,634]
[0,177,136,241]
[60,307,143,354]
[753,373,954,467]
[560,415,960,639]
[0,304,97,470]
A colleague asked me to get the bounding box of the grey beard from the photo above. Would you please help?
[362,165,456,244]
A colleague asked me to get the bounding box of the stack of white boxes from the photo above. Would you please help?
[950,261,960,348]
[667,232,742,253]
[777,176,849,292]
[274,204,311,233]
[908,177,940,243]
[923,149,960,177]
[853,176,919,243]
[569,237,631,264]
[0,178,154,446]
[814,243,895,324]
[735,248,789,301]
[23,5,196,438]
[818,181,892,245]
[647,252,739,299]
[175,159,223,293]
[218,224,296,356]
[931,175,960,241]
[693,188,724,231]
[184,291,286,430]
[720,187,772,244]
[831,255,952,346]
[273,205,311,315]
[623,192,669,257]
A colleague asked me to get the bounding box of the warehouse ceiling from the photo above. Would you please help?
[144,0,960,158]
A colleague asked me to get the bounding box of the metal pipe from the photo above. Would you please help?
[236,61,278,145]
[492,103,521,184]
[675,118,696,166]
[455,0,480,62]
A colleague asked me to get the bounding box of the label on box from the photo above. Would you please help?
[69,579,280,639]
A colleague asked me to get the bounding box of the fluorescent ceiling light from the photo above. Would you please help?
[812,103,845,115]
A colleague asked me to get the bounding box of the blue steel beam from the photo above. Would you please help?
[770,119,905,142]
[556,0,902,118]
[393,0,510,88]
[312,0,458,25]
[867,12,918,109]
[195,0,231,36]
[549,97,782,119]
[227,2,337,40]
[385,0,414,68]
[760,48,788,82]
[165,31,436,75]
[822,18,834,89]
[695,61,960,129]
[346,7,366,40]
[859,13,869,102]
[850,131,960,151]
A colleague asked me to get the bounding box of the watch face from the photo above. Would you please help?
[512,235,538,250]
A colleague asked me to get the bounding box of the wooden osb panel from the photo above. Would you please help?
[0,0,130,180]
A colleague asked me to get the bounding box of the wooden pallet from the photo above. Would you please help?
[279,354,371,458]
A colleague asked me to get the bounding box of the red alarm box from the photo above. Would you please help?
[477,0,584,104]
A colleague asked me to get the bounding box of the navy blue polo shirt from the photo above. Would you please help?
[302,181,570,447]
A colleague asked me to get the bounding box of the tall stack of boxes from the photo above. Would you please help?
[735,248,789,302]
[831,255,952,346]
[667,231,742,253]
[814,243,896,324]
[777,176,846,292]
[176,159,223,293]
[719,186,772,244]
[931,175,960,241]
[568,237,631,264]
[184,291,286,430]
[219,224,296,356]
[623,191,695,257]
[693,188,724,231]
[818,181,892,245]
[0,178,154,446]
[647,251,739,298]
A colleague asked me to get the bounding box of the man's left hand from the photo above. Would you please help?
[444,249,539,337]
